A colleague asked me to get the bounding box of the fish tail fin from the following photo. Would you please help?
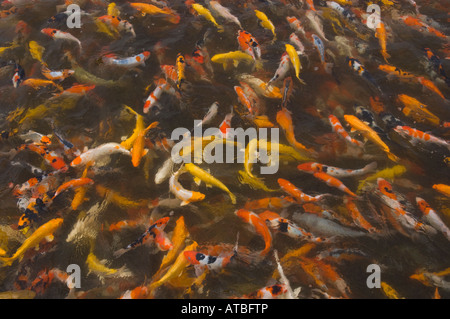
[297,76,307,85]
[387,152,400,163]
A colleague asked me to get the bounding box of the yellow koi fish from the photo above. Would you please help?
[255,10,276,41]
[191,3,223,32]
[184,163,236,204]
[285,44,306,84]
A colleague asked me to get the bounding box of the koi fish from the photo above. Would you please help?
[16,143,68,172]
[28,41,44,63]
[12,63,25,88]
[277,107,315,154]
[415,76,445,99]
[278,178,325,203]
[344,196,377,232]
[375,22,390,63]
[346,57,379,89]
[238,74,282,99]
[52,177,94,200]
[305,10,327,41]
[286,16,306,36]
[169,168,205,206]
[70,143,131,167]
[377,178,426,233]
[235,209,272,256]
[114,217,172,257]
[432,184,450,197]
[254,10,276,41]
[41,65,74,82]
[312,172,357,197]
[268,52,290,86]
[22,78,63,91]
[297,161,377,178]
[211,51,254,70]
[397,94,440,126]
[176,53,186,90]
[416,197,450,240]
[328,114,364,148]
[394,126,450,150]
[184,163,236,204]
[285,44,306,84]
[41,28,82,50]
[191,3,223,32]
[0,218,63,267]
[184,246,236,272]
[400,15,447,39]
[97,15,136,37]
[208,1,241,29]
[102,51,150,68]
[237,30,261,61]
[378,64,415,80]
[144,78,170,113]
[219,110,234,139]
[289,33,305,55]
[259,211,323,242]
[244,197,295,211]
[131,121,159,167]
[344,115,399,162]
[238,170,279,193]
[242,284,289,299]
[129,2,180,24]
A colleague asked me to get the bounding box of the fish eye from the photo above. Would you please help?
[196,253,205,261]
[384,187,393,193]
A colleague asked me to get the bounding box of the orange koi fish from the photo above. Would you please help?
[375,22,390,63]
[16,144,68,172]
[237,30,261,61]
[131,121,159,167]
[344,196,377,233]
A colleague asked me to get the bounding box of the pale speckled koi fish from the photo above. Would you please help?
[102,51,150,68]
[70,142,131,167]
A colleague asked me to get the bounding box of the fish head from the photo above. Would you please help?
[297,162,322,173]
[183,251,204,265]
[41,28,57,37]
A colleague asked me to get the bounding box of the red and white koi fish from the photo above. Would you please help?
[52,177,94,200]
[377,178,426,233]
[160,64,178,84]
[244,197,296,211]
[102,51,150,68]
[394,126,450,150]
[297,162,377,178]
[55,84,96,97]
[278,178,325,203]
[259,210,324,242]
[114,217,172,257]
[235,209,272,256]
[328,114,364,147]
[416,197,450,240]
[344,196,378,233]
[16,143,68,172]
[241,284,289,299]
[400,15,447,39]
[70,142,131,167]
[41,28,82,49]
[184,245,236,272]
[312,172,357,197]
[235,85,255,114]
[169,168,205,206]
[286,16,305,37]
